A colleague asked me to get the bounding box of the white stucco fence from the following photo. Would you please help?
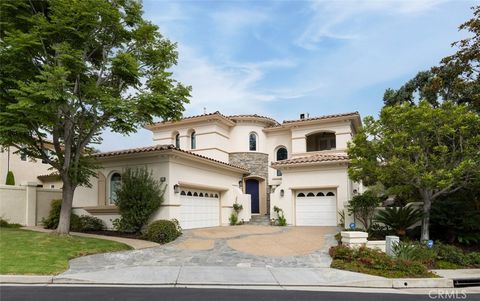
[0,183,62,226]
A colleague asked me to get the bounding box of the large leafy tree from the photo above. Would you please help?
[383,6,480,112]
[0,0,190,234]
[348,101,480,241]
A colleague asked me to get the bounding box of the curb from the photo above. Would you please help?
[0,275,53,284]
[0,275,454,288]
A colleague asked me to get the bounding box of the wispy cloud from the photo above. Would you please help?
[296,0,447,50]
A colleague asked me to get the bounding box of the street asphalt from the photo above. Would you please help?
[1,286,480,301]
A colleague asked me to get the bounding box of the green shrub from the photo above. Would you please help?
[41,199,97,232]
[229,202,243,225]
[144,219,182,244]
[367,224,392,240]
[0,217,21,228]
[334,232,342,244]
[329,245,354,260]
[374,206,423,237]
[229,212,238,226]
[273,206,287,226]
[42,199,63,229]
[466,252,480,267]
[113,168,165,233]
[5,171,15,185]
[78,215,105,231]
[393,241,421,261]
[347,191,380,229]
[433,243,469,266]
[329,245,434,278]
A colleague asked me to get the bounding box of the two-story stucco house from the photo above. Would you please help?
[62,111,361,230]
[0,145,58,187]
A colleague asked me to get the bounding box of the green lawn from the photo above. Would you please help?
[0,227,132,275]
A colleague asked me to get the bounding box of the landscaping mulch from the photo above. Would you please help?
[83,230,144,240]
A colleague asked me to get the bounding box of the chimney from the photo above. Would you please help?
[300,113,305,119]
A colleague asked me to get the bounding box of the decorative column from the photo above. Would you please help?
[22,181,38,226]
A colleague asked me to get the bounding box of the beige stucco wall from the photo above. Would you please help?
[36,188,63,224]
[0,146,53,185]
[70,152,250,227]
[265,130,292,185]
[166,157,248,225]
[0,185,27,224]
[0,184,61,226]
[152,121,231,162]
[290,121,353,156]
[270,164,353,226]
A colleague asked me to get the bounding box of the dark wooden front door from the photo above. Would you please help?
[245,179,260,214]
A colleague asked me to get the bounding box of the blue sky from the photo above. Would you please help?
[99,0,476,151]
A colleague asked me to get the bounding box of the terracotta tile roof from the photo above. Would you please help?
[227,114,280,125]
[145,111,233,129]
[146,111,359,130]
[37,172,60,179]
[271,152,349,167]
[91,144,248,171]
[281,112,360,125]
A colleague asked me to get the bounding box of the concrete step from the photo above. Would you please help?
[248,215,271,225]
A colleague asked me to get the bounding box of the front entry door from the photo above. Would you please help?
[245,179,260,214]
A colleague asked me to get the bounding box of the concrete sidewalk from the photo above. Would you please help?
[1,266,455,289]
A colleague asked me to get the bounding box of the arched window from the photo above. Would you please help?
[180,191,186,195]
[175,133,180,148]
[190,131,196,149]
[307,192,315,197]
[249,132,257,151]
[187,191,192,196]
[193,192,198,196]
[276,147,288,176]
[306,132,336,152]
[297,193,305,197]
[205,193,209,197]
[326,192,335,196]
[316,192,325,197]
[199,192,204,197]
[109,172,122,205]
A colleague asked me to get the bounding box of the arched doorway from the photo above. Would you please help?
[245,179,260,214]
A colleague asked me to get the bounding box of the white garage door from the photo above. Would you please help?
[296,190,337,226]
[179,189,220,229]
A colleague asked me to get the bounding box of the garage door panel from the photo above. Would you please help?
[296,193,337,226]
[179,190,220,229]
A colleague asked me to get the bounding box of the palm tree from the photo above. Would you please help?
[374,206,423,237]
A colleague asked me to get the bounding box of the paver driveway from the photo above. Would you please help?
[64,225,338,275]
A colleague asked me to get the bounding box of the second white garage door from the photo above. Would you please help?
[295,190,337,226]
[179,189,220,229]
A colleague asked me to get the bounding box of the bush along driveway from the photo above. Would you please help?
[329,242,480,278]
[0,227,132,275]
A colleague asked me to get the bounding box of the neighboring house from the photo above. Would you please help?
[0,146,57,187]
[44,111,362,229]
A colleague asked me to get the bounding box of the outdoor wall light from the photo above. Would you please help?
[238,180,243,189]
[280,189,284,197]
[160,177,166,182]
[173,184,180,193]
[353,189,358,195]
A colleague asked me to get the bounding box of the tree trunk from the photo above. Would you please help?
[56,179,75,235]
[420,195,432,241]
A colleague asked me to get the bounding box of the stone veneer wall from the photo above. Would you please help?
[229,152,270,214]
